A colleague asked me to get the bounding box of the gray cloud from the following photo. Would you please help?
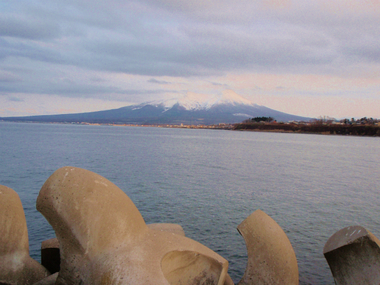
[148,78,170,84]
[0,0,379,101]
[211,82,229,87]
[0,13,61,40]
[0,70,172,100]
[7,96,24,102]
[0,70,20,82]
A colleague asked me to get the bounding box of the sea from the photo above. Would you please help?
[1,121,379,284]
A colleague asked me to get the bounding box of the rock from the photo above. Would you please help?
[237,209,299,285]
[0,185,49,285]
[37,167,229,285]
[323,225,380,284]
[41,238,60,274]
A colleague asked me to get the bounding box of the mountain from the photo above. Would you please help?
[0,91,311,125]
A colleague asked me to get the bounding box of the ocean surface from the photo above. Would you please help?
[1,121,379,284]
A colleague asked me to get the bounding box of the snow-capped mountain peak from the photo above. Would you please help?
[177,92,218,110]
[215,90,256,107]
[155,90,256,111]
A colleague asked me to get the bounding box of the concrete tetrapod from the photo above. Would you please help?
[323,225,380,285]
[41,238,61,274]
[147,223,186,236]
[237,209,299,285]
[36,167,230,285]
[39,224,184,276]
[0,185,49,285]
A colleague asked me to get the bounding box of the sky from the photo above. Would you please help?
[1,0,379,119]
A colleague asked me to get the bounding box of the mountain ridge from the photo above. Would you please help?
[0,92,312,124]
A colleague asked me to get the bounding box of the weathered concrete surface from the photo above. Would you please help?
[224,273,234,285]
[323,225,380,285]
[39,235,235,285]
[0,185,49,285]
[37,167,229,285]
[237,209,299,285]
[147,223,185,236]
[32,272,58,285]
[41,238,60,274]
[39,224,183,276]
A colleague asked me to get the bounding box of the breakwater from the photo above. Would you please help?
[2,167,380,284]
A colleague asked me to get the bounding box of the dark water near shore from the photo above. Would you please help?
[1,122,379,284]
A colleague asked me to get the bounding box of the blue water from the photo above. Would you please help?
[1,122,380,284]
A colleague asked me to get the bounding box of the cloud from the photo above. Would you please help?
[0,13,61,40]
[0,70,20,82]
[211,82,229,87]
[7,96,23,102]
[148,78,170,84]
[2,0,379,77]
[0,0,379,118]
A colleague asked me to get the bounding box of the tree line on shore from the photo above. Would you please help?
[233,117,380,136]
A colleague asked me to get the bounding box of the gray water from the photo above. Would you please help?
[1,121,379,284]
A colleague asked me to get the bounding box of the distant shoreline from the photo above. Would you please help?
[0,120,232,130]
[232,122,380,137]
[2,120,380,137]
